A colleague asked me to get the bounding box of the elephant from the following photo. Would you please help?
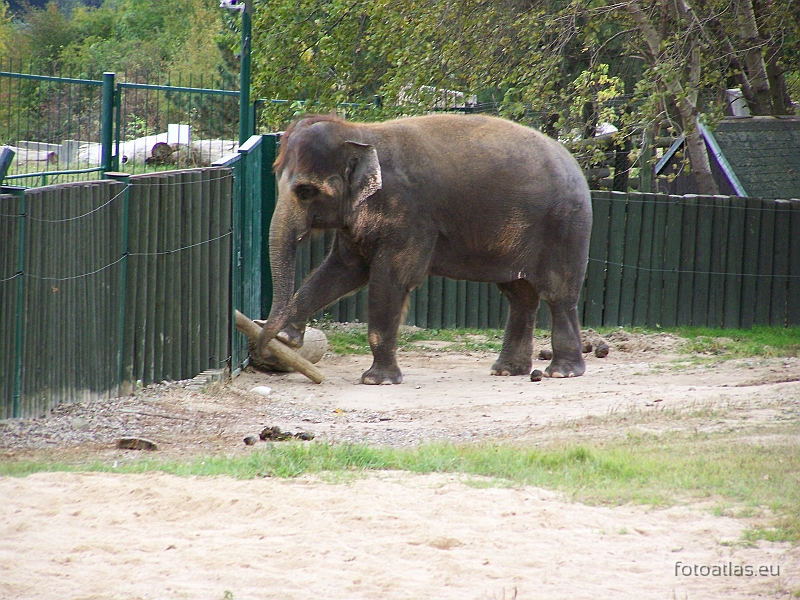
[256,113,592,385]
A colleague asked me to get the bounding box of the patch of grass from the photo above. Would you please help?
[322,326,372,355]
[319,322,800,359]
[668,326,800,358]
[4,432,798,543]
[320,322,506,355]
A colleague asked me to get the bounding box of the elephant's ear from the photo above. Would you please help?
[344,141,382,206]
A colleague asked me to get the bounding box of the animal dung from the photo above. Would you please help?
[538,348,553,361]
[258,425,315,442]
[530,369,543,382]
[243,435,258,446]
[116,437,158,451]
[582,341,593,354]
[595,341,610,358]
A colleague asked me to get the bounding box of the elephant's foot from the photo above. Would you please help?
[276,323,305,348]
[361,364,403,385]
[490,357,532,377]
[544,356,586,378]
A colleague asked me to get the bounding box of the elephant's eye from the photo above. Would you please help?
[293,184,318,201]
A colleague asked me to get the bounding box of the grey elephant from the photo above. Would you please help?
[256,113,592,384]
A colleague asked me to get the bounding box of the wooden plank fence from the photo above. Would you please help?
[294,191,800,331]
[0,168,233,419]
[2,167,798,420]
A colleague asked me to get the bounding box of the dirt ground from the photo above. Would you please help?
[1,331,799,599]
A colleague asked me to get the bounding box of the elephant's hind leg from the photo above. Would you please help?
[492,280,539,376]
[544,299,585,378]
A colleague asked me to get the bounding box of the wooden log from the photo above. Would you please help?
[146,142,173,165]
[234,310,325,384]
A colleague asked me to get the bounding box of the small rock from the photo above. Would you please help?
[538,348,553,361]
[71,417,89,431]
[250,386,272,396]
[243,435,258,446]
[530,369,543,382]
[582,341,593,354]
[595,341,610,358]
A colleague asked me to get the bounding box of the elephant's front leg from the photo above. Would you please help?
[361,275,409,384]
[279,239,369,347]
[360,242,433,385]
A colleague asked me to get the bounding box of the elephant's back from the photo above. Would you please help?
[367,114,588,213]
[369,114,583,184]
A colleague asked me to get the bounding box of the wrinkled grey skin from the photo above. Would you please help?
[256,114,592,385]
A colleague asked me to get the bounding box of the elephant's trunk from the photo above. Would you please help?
[255,201,304,358]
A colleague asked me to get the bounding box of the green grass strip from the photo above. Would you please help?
[321,324,800,358]
[3,434,798,542]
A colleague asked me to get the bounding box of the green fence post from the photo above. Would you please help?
[114,81,122,172]
[238,3,252,145]
[10,186,26,418]
[105,172,131,394]
[101,72,115,175]
[261,134,278,318]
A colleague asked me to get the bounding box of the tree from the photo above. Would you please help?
[247,0,797,193]
[0,1,13,57]
[624,0,720,194]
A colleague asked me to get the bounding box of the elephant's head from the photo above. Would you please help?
[255,115,382,358]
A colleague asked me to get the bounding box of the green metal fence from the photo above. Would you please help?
[1,62,241,187]
[114,75,240,174]
[213,134,278,375]
[0,63,110,185]
[0,167,234,419]
[293,191,800,331]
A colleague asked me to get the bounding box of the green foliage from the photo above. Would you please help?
[3,0,225,78]
[0,1,13,56]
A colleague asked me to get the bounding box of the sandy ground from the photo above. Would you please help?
[1,332,799,599]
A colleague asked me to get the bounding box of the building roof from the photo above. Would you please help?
[653,116,800,199]
[711,117,800,199]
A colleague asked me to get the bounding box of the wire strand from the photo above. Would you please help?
[21,230,231,281]
[26,184,129,223]
[588,257,800,279]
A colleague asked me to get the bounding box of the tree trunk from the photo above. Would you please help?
[627,1,719,195]
[735,0,772,115]
[684,125,718,196]
[765,41,792,115]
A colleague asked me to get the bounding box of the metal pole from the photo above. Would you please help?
[238,2,252,146]
[101,72,115,174]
